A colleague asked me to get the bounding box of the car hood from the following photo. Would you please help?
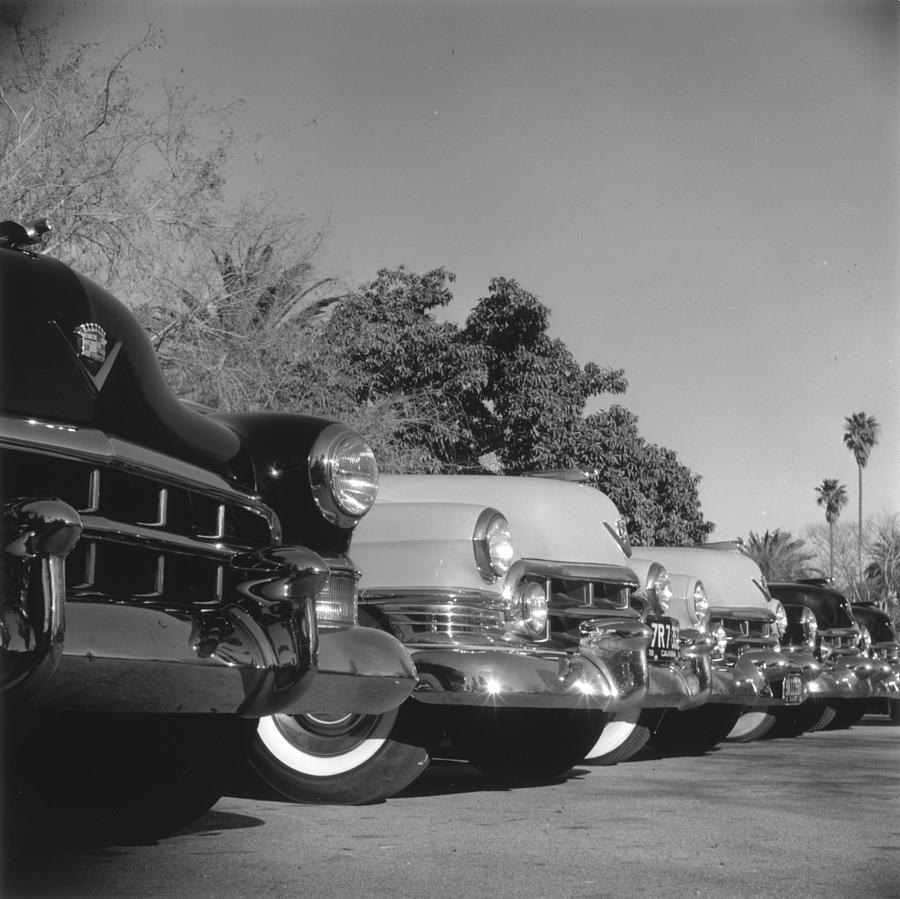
[631,545,770,613]
[375,474,629,567]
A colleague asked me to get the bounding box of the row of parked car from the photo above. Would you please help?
[2,218,898,847]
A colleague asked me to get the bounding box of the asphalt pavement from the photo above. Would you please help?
[6,717,899,899]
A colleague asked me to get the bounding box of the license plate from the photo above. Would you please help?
[647,616,680,662]
[781,673,804,705]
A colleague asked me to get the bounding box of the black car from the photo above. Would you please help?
[767,581,881,733]
[1,219,416,843]
[851,602,900,724]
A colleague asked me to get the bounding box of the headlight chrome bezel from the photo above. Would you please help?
[309,424,379,528]
[509,579,550,639]
[473,508,515,582]
[646,563,672,614]
[691,580,710,627]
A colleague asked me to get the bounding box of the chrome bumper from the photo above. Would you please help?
[643,635,715,710]
[23,546,327,717]
[284,626,417,715]
[707,649,820,707]
[806,654,888,701]
[407,617,651,712]
[870,657,900,697]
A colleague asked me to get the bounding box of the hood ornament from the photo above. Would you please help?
[603,517,632,558]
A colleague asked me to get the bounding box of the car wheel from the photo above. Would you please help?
[249,700,434,804]
[726,708,777,742]
[804,702,838,733]
[648,705,743,754]
[7,713,253,848]
[822,699,866,731]
[446,708,606,781]
[584,707,654,765]
[765,698,828,738]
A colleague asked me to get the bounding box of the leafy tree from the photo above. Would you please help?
[843,411,880,577]
[744,529,816,581]
[815,478,848,579]
[296,266,489,471]
[575,406,714,545]
[462,277,627,471]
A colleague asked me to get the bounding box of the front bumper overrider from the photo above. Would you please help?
[642,633,715,711]
[21,546,328,717]
[867,653,900,697]
[1,498,82,699]
[403,616,652,712]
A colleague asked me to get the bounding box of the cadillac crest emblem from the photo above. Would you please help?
[73,322,107,367]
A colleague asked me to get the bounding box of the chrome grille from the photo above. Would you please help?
[820,632,861,654]
[549,577,630,611]
[870,644,900,661]
[713,617,771,640]
[365,594,508,640]
[3,447,274,607]
[711,616,776,662]
[316,570,359,629]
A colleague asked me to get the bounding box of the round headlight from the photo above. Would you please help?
[858,626,872,654]
[691,581,710,626]
[309,425,378,527]
[513,580,549,637]
[801,607,818,643]
[647,564,672,613]
[771,600,788,639]
[473,509,515,580]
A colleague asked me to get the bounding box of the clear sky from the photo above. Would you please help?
[63,0,898,540]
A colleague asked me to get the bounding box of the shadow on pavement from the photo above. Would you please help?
[393,758,567,799]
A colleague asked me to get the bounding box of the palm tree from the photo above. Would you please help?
[815,478,848,579]
[843,412,881,578]
[744,529,816,581]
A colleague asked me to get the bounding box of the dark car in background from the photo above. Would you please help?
[1,219,416,844]
[766,581,885,734]
[851,601,900,724]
